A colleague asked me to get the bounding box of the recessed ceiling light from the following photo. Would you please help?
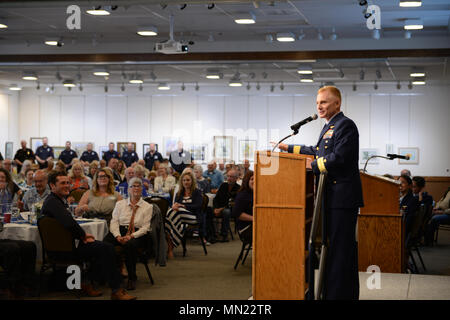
[129,75,143,84]
[297,64,313,74]
[22,72,38,81]
[9,84,21,91]
[86,8,110,16]
[45,39,58,46]
[158,83,170,90]
[234,12,255,24]
[93,68,110,76]
[276,32,295,42]
[0,23,7,29]
[229,79,243,87]
[399,1,422,7]
[137,26,158,36]
[206,69,222,79]
[412,77,426,85]
[410,69,425,77]
[63,80,76,87]
[404,19,423,30]
[300,74,314,83]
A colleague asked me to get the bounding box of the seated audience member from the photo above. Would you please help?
[117,160,126,181]
[104,177,153,290]
[17,160,33,184]
[0,237,37,299]
[121,143,139,168]
[13,140,35,174]
[235,165,244,185]
[424,187,450,245]
[80,143,100,166]
[134,164,150,191]
[1,159,17,181]
[45,159,55,174]
[87,161,99,180]
[148,171,157,189]
[58,141,78,169]
[75,168,122,226]
[99,159,107,169]
[40,171,136,300]
[54,160,67,174]
[17,168,35,192]
[165,171,203,258]
[154,164,176,194]
[137,160,149,174]
[116,167,148,198]
[35,137,54,169]
[144,143,163,172]
[217,159,226,176]
[232,171,254,244]
[399,175,419,239]
[213,169,240,242]
[102,142,121,164]
[223,163,234,181]
[194,165,211,194]
[202,161,223,192]
[108,158,123,184]
[412,176,433,208]
[68,162,89,192]
[242,159,251,177]
[169,141,193,174]
[19,170,51,212]
[401,169,412,177]
[0,168,22,207]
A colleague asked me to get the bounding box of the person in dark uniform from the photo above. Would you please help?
[399,175,419,238]
[144,143,163,171]
[169,141,193,174]
[121,143,139,168]
[275,86,363,300]
[35,137,54,169]
[102,142,121,164]
[80,143,99,166]
[58,141,78,169]
[14,140,35,173]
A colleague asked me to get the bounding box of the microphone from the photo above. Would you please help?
[291,114,318,133]
[387,153,410,160]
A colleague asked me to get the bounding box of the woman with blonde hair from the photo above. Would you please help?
[68,162,89,192]
[75,168,122,226]
[117,160,126,181]
[17,159,33,183]
[164,170,203,258]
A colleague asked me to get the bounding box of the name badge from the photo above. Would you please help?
[323,129,334,139]
[154,156,158,160]
[181,153,185,157]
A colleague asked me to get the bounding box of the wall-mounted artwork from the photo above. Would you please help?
[72,142,93,158]
[53,146,65,160]
[30,137,44,152]
[239,140,256,162]
[398,147,419,165]
[163,137,178,158]
[214,136,233,162]
[359,148,379,164]
[117,142,136,157]
[190,145,207,163]
[5,142,13,160]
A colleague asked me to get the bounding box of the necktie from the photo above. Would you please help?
[127,203,139,236]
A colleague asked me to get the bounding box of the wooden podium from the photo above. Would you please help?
[358,172,405,273]
[253,151,314,300]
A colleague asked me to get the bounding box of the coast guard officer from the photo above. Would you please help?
[275,86,363,300]
[58,141,78,169]
[121,143,139,168]
[80,143,99,166]
[103,142,121,164]
[35,137,54,169]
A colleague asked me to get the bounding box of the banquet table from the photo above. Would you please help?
[0,216,109,261]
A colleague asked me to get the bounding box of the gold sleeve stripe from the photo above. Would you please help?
[293,145,301,154]
[317,157,327,173]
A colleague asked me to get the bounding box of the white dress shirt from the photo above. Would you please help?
[110,198,153,239]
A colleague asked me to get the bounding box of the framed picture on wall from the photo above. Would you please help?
[214,136,234,162]
[398,147,419,165]
[163,137,178,158]
[72,142,93,158]
[98,146,108,159]
[238,140,256,162]
[190,145,207,163]
[359,148,379,165]
[53,146,65,160]
[5,142,13,159]
[142,143,159,158]
[30,137,44,152]
[117,142,136,157]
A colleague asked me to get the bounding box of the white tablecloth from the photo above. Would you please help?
[0,218,109,261]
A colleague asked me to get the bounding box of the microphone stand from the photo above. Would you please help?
[363,155,392,173]
[272,130,299,153]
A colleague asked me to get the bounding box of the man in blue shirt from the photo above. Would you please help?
[203,161,224,192]
[59,141,78,169]
[35,137,54,169]
[115,167,148,198]
[144,143,163,171]
[103,142,121,164]
[121,143,139,168]
[80,143,100,166]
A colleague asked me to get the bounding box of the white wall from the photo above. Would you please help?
[0,90,19,159]
[7,83,450,176]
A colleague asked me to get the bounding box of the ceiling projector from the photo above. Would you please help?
[155,40,188,54]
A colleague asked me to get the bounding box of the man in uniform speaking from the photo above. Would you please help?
[275,86,363,300]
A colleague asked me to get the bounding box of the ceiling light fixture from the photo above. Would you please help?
[79,83,83,91]
[179,4,187,10]
[206,69,222,79]
[276,32,295,42]
[396,81,401,90]
[412,77,426,85]
[36,82,40,90]
[280,82,284,91]
[93,68,110,76]
[158,83,170,90]
[256,82,260,90]
[139,84,143,91]
[121,83,125,92]
[297,64,313,75]
[408,81,413,89]
[234,12,256,24]
[359,0,368,6]
[229,77,243,87]
[129,75,143,84]
[353,83,357,91]
[86,6,111,16]
[207,3,215,10]
[410,68,425,77]
[404,19,423,30]
[339,69,345,78]
[359,69,365,80]
[270,84,274,92]
[9,84,22,91]
[399,1,422,7]
[376,69,382,79]
[300,74,314,83]
[45,38,61,46]
[63,80,76,87]
[104,83,108,93]
[181,83,186,91]
[22,71,38,81]
[246,83,251,90]
[195,83,200,91]
[137,26,158,36]
[0,23,7,29]
[329,27,337,40]
[374,81,378,90]
[150,71,157,81]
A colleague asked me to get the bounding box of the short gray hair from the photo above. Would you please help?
[128,177,143,194]
[193,164,203,175]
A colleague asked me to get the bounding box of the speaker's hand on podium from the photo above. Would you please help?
[270,141,288,151]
